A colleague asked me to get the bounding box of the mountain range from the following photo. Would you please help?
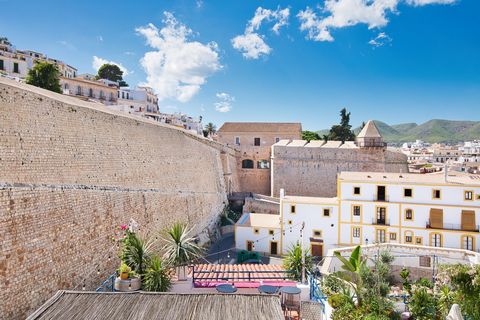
[316,120,480,144]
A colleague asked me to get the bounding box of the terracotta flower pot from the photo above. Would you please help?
[120,272,129,280]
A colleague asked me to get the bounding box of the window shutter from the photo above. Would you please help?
[429,208,443,229]
[461,210,476,231]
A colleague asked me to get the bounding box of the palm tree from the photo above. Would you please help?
[161,223,202,279]
[121,231,154,276]
[283,242,313,281]
[142,255,172,292]
[205,122,216,136]
[333,246,366,306]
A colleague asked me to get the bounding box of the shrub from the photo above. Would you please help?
[142,256,172,292]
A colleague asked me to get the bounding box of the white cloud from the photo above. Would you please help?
[124,51,135,56]
[136,12,221,103]
[214,92,235,113]
[368,32,392,47]
[196,0,203,8]
[97,35,103,42]
[232,6,290,59]
[57,40,76,50]
[92,56,129,76]
[232,33,272,59]
[298,0,457,42]
[406,0,456,6]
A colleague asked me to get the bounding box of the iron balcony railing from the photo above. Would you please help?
[372,218,390,226]
[426,220,479,232]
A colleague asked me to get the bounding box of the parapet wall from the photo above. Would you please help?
[0,78,238,319]
[271,142,408,197]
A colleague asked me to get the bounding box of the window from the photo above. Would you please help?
[287,220,292,225]
[404,188,413,198]
[122,92,125,99]
[253,228,259,235]
[353,187,361,195]
[405,234,413,243]
[415,237,423,245]
[0,59,4,70]
[464,191,474,201]
[275,137,280,143]
[419,256,431,267]
[431,233,442,247]
[268,230,274,235]
[313,230,322,237]
[323,208,330,217]
[88,88,93,98]
[352,227,360,238]
[13,62,19,73]
[463,236,474,251]
[405,209,413,220]
[235,137,240,145]
[389,233,397,241]
[241,159,254,169]
[290,205,296,214]
[352,205,361,216]
[254,137,260,146]
[432,189,441,199]
[376,229,386,243]
[76,86,82,95]
[257,160,270,169]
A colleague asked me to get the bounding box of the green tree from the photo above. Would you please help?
[161,223,202,266]
[333,246,366,306]
[283,242,313,281]
[25,61,62,93]
[409,287,437,320]
[97,63,126,84]
[302,130,321,142]
[328,108,355,142]
[0,37,12,45]
[142,255,172,292]
[203,122,217,137]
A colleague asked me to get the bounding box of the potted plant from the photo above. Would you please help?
[119,262,131,280]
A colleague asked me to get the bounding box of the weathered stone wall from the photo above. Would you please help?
[243,195,279,215]
[0,79,238,319]
[271,145,408,197]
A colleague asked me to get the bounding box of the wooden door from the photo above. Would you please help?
[270,241,278,255]
[311,244,323,258]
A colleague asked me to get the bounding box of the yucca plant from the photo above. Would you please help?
[121,230,154,276]
[282,242,313,281]
[161,223,203,267]
[142,255,172,292]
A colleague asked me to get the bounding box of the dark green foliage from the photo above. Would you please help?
[97,63,124,82]
[26,61,62,93]
[327,108,355,142]
[120,230,152,275]
[203,122,216,137]
[302,130,320,142]
[283,242,313,281]
[142,256,172,292]
[409,287,437,320]
[0,37,11,45]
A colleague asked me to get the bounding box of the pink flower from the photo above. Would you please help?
[120,224,128,231]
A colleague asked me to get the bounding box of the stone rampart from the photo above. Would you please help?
[0,78,238,319]
[271,142,408,197]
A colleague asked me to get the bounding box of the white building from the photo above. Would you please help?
[116,86,160,120]
[159,112,203,136]
[235,171,480,258]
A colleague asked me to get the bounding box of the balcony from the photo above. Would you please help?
[426,220,479,232]
[372,218,390,226]
[373,195,389,202]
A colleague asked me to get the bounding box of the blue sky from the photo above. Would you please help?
[1,0,479,130]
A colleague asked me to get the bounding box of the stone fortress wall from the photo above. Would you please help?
[271,140,409,198]
[0,78,238,319]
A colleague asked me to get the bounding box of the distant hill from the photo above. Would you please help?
[316,119,480,144]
